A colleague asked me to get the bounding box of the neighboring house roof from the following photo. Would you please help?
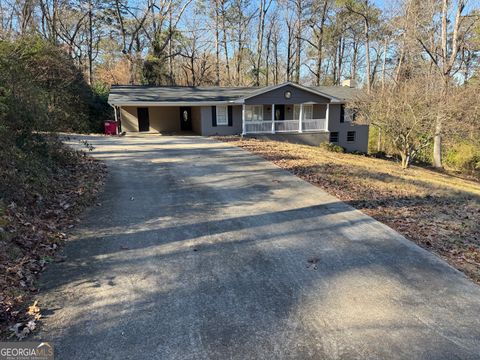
[108,82,362,106]
[310,86,364,102]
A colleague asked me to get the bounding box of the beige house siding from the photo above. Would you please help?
[120,106,139,132]
[120,106,181,132]
[191,106,202,133]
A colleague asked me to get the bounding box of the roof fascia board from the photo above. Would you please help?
[108,101,238,107]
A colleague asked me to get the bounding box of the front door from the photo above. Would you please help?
[275,105,285,120]
[180,107,192,131]
[137,107,150,132]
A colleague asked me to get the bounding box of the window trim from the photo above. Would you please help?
[216,105,228,125]
[347,131,356,142]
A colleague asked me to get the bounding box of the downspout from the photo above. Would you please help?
[110,103,121,134]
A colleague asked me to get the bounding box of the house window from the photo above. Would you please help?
[330,132,339,143]
[293,105,313,120]
[216,105,228,125]
[347,131,356,142]
[345,109,355,122]
[245,105,263,121]
[341,105,355,123]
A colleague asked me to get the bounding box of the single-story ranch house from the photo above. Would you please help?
[108,81,369,152]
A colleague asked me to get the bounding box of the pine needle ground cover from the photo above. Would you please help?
[217,136,480,284]
[0,135,106,339]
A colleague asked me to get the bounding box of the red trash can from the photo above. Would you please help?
[104,120,118,135]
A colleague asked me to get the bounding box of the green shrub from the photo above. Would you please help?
[0,36,110,135]
[320,142,345,153]
[444,142,480,174]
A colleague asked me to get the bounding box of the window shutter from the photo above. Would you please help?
[212,106,217,127]
[228,106,233,126]
[340,105,345,123]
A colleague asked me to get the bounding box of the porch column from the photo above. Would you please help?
[325,103,330,131]
[242,104,246,136]
[299,104,304,133]
[271,104,275,134]
[114,106,119,134]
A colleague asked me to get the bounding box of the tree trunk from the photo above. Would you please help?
[128,55,135,84]
[87,0,94,85]
[400,144,411,169]
[51,0,58,43]
[381,37,387,90]
[430,0,465,168]
[315,0,328,86]
[401,153,410,169]
[364,18,371,92]
[265,28,271,86]
[254,0,267,86]
[377,127,382,152]
[274,34,279,84]
[286,22,293,82]
[214,2,220,86]
[220,1,231,84]
[432,122,442,168]
[351,36,358,80]
[332,41,337,84]
[21,0,34,34]
[337,35,345,84]
[294,0,302,83]
[236,31,242,85]
[168,10,174,85]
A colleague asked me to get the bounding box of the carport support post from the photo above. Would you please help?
[113,106,119,134]
[271,104,275,134]
[242,104,246,136]
[299,104,303,133]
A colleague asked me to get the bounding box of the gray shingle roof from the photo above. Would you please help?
[108,83,361,105]
[108,85,255,104]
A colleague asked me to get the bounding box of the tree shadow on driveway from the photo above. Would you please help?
[36,135,480,360]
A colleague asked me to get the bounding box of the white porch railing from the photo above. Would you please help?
[244,121,272,133]
[275,120,300,132]
[244,119,327,134]
[302,118,327,131]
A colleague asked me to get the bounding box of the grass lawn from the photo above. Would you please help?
[216,136,480,284]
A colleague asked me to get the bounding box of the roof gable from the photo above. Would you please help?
[242,82,341,103]
[243,83,339,105]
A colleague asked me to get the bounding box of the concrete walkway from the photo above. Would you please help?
[36,135,480,359]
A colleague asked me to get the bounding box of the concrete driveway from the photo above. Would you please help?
[36,135,480,359]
